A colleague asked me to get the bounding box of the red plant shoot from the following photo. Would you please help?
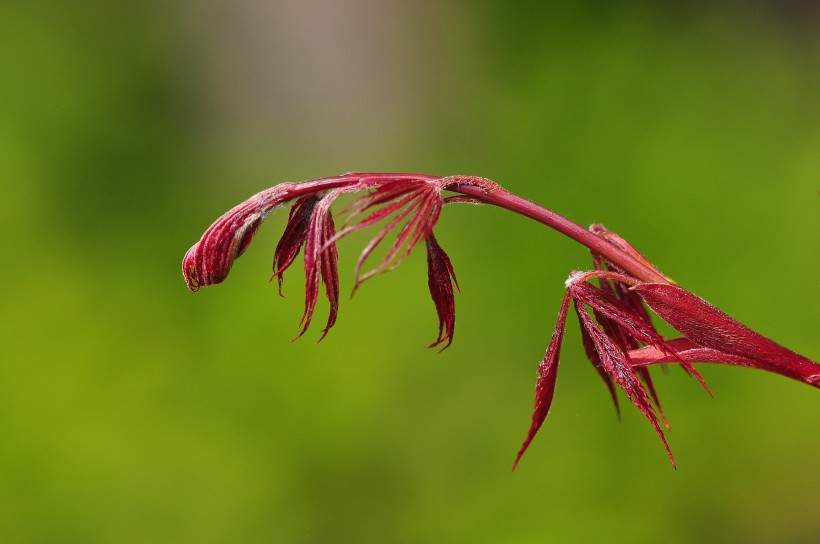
[182,172,819,468]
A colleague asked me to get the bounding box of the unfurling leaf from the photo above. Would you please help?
[183,185,292,290]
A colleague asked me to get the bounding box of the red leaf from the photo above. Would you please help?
[575,300,676,467]
[297,190,344,340]
[183,185,291,290]
[589,258,666,424]
[636,367,668,429]
[272,195,318,295]
[425,234,459,350]
[351,186,445,290]
[344,180,426,217]
[337,187,424,238]
[589,224,671,283]
[633,283,820,387]
[577,308,622,418]
[514,290,572,469]
[629,338,762,368]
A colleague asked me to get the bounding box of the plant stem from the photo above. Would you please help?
[452,183,669,284]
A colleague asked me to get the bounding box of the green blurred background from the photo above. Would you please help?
[1,1,819,542]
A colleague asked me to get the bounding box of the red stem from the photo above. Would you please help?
[452,184,669,283]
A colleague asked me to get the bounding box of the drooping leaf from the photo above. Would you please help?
[589,257,667,425]
[297,190,345,340]
[577,308,622,418]
[425,234,459,350]
[575,300,676,467]
[272,195,319,295]
[514,290,572,469]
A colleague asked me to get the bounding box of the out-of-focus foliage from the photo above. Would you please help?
[0,1,818,542]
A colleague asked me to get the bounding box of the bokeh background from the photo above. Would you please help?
[2,1,819,542]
